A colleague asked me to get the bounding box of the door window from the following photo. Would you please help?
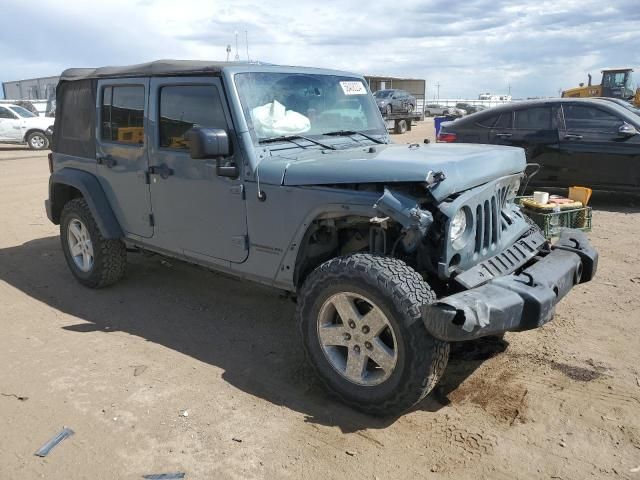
[562,105,625,132]
[514,107,552,129]
[477,114,499,128]
[494,112,513,129]
[0,106,17,119]
[101,85,145,144]
[159,85,227,150]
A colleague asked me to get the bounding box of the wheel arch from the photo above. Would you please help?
[48,168,123,239]
[23,128,47,142]
[283,204,381,290]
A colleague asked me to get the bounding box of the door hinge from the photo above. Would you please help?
[230,184,245,199]
[231,235,248,250]
[149,214,155,227]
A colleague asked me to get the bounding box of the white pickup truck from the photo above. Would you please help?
[0,104,53,149]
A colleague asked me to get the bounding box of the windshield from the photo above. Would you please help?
[373,90,392,98]
[10,105,36,118]
[235,72,386,142]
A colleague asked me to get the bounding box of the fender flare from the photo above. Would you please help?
[48,168,123,239]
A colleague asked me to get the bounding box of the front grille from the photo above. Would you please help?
[474,186,510,253]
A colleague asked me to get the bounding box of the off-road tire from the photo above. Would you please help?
[60,198,126,288]
[297,254,449,416]
[27,131,49,150]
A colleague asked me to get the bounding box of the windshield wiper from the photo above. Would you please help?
[322,130,386,144]
[259,135,336,150]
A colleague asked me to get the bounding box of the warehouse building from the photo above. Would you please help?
[364,75,426,114]
[2,75,60,100]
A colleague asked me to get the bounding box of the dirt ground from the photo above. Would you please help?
[1,123,639,480]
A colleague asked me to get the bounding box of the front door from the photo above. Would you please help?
[559,103,640,189]
[96,79,153,238]
[146,77,248,263]
[0,106,23,141]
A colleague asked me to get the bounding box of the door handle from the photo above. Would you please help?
[564,134,583,140]
[97,155,117,168]
[149,164,174,179]
[495,133,512,138]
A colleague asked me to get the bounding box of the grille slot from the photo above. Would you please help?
[474,187,509,253]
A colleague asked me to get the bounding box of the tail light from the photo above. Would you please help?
[437,132,457,143]
[48,153,53,173]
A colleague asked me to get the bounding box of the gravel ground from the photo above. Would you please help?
[1,127,639,479]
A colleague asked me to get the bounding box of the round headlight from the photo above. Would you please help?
[450,209,467,242]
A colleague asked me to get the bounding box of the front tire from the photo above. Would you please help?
[60,198,126,288]
[297,254,449,416]
[27,131,49,150]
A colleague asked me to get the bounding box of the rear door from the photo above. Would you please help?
[0,106,23,141]
[96,79,153,238]
[490,106,561,184]
[559,103,640,189]
[146,77,248,263]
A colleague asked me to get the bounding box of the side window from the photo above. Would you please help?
[494,112,513,129]
[562,105,625,132]
[476,114,499,128]
[101,85,145,144]
[0,106,17,119]
[514,107,552,129]
[159,85,227,150]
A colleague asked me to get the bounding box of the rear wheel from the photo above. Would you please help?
[60,198,126,288]
[297,254,449,416]
[27,131,49,150]
[395,119,408,134]
[407,103,414,113]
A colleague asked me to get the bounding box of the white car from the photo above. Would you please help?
[0,104,53,149]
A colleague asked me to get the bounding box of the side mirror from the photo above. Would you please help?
[186,127,230,159]
[618,123,638,137]
[185,127,238,178]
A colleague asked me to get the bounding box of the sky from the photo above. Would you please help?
[1,0,638,100]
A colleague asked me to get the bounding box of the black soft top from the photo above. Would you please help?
[60,59,244,81]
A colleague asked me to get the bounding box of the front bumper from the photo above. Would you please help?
[422,229,598,342]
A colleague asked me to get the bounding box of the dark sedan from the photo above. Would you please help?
[373,89,416,115]
[438,98,640,193]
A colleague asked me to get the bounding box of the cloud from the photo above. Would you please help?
[0,0,637,99]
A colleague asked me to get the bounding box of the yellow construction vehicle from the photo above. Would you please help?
[562,67,640,107]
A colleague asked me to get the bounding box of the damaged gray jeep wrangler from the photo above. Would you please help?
[46,61,598,415]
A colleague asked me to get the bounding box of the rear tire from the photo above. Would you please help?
[297,254,449,416]
[394,119,408,134]
[27,131,49,150]
[60,198,126,288]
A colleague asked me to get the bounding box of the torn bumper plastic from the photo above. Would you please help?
[422,229,598,342]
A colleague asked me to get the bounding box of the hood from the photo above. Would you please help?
[257,143,525,202]
[23,116,53,129]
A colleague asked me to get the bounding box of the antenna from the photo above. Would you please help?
[226,44,231,62]
[245,30,250,62]
[234,31,240,61]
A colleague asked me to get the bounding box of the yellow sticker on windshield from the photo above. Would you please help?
[340,81,367,95]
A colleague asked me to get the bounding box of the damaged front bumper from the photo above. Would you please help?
[422,229,598,342]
